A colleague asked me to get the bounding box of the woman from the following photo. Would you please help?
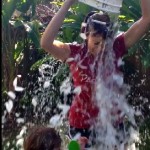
[40,0,150,148]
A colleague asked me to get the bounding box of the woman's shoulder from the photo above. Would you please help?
[113,32,125,49]
[113,32,127,58]
[66,42,87,62]
[68,42,83,49]
[114,32,125,43]
[68,42,86,54]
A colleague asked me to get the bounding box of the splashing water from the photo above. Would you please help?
[45,39,141,150]
[30,58,65,124]
[91,38,140,150]
[3,35,149,150]
[2,58,69,149]
[29,40,141,150]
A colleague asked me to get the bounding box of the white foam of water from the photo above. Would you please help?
[60,77,72,95]
[17,75,22,78]
[16,138,24,147]
[58,104,70,116]
[29,60,64,125]
[45,107,50,113]
[7,91,16,99]
[129,127,140,143]
[43,80,50,88]
[112,73,124,87]
[66,57,75,63]
[117,58,124,67]
[38,77,42,82]
[6,142,10,147]
[13,77,18,87]
[72,133,81,140]
[15,113,20,117]
[16,118,25,124]
[13,75,25,92]
[16,126,27,139]
[135,110,142,116]
[49,114,61,127]
[78,63,87,69]
[2,115,6,124]
[73,86,81,95]
[15,86,24,92]
[5,99,13,113]
[93,38,139,149]
[15,126,27,149]
[32,97,38,107]
[50,104,70,128]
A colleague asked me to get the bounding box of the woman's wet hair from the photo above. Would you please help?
[80,11,111,39]
[24,126,62,150]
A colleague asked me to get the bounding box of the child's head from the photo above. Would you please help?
[81,11,111,55]
[83,11,110,38]
[24,126,62,150]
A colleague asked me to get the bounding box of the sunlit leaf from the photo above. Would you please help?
[119,15,126,19]
[64,18,75,23]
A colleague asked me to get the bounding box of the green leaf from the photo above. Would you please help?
[14,42,24,60]
[2,0,19,26]
[13,20,24,28]
[119,15,126,19]
[30,55,53,71]
[64,18,76,23]
[121,0,141,20]
[27,20,41,48]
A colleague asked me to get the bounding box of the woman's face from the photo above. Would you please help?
[87,32,105,56]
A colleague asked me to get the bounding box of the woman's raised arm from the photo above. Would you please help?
[40,0,76,61]
[124,0,150,49]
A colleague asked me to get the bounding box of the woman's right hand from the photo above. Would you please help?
[78,137,89,150]
[41,0,77,61]
[65,0,77,5]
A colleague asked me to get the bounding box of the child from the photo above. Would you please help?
[41,0,150,148]
[23,126,62,150]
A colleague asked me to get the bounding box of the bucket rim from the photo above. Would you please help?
[96,0,122,8]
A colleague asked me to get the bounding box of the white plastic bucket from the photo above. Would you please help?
[78,0,123,13]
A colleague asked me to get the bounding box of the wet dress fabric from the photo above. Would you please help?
[66,33,127,129]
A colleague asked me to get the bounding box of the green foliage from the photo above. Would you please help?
[121,0,141,20]
[119,0,150,68]
[137,119,150,150]
[2,0,18,26]
[30,55,54,71]
[119,1,150,149]
[129,33,150,68]
[53,63,70,84]
[27,20,42,48]
[2,0,43,92]
[3,139,21,150]
[56,1,94,42]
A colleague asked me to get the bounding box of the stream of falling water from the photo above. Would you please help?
[2,50,144,150]
[3,42,141,150]
[92,38,139,150]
